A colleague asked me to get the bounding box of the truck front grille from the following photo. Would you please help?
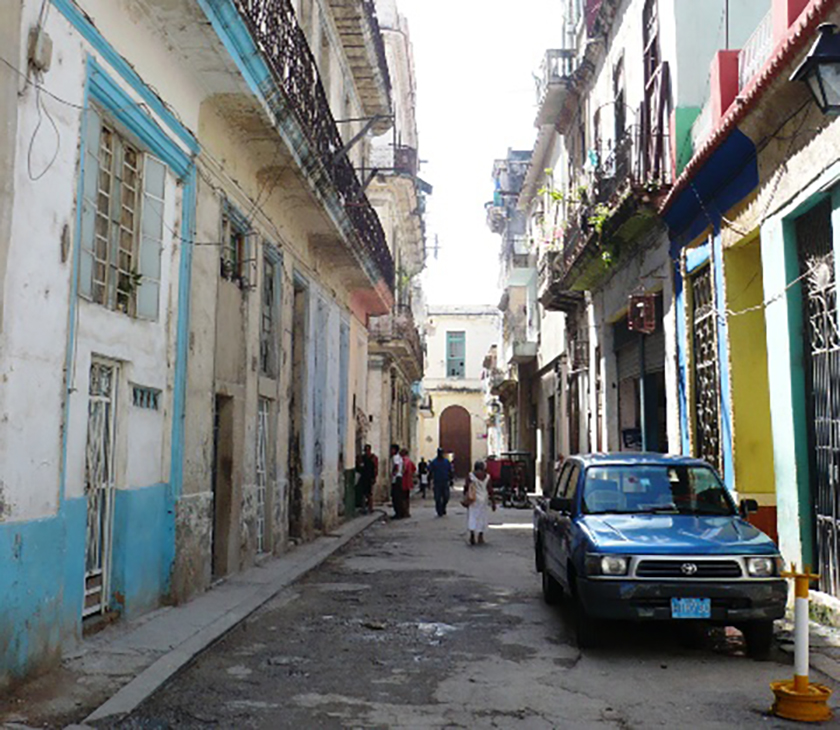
[635,559,742,579]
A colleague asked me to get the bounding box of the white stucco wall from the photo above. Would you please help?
[424,306,501,388]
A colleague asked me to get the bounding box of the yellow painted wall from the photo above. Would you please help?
[417,390,488,470]
[724,238,776,500]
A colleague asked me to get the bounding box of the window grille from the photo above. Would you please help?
[690,265,721,471]
[131,385,160,410]
[78,106,165,319]
[260,256,277,376]
[256,398,270,554]
[220,212,248,284]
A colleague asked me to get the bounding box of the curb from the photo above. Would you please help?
[779,643,840,685]
[83,511,384,724]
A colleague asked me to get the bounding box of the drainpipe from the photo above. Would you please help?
[639,332,647,452]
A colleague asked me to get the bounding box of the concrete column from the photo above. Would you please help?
[761,215,811,568]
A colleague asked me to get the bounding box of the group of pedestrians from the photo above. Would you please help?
[356,444,495,544]
[389,444,416,519]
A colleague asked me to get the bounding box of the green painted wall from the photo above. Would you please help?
[674,107,700,176]
[761,217,813,568]
[724,239,776,499]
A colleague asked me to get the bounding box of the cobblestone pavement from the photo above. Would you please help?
[101,499,837,729]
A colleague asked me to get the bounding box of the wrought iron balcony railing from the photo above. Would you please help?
[233,0,394,291]
[537,48,576,104]
[368,305,424,370]
[738,10,774,91]
[544,121,670,288]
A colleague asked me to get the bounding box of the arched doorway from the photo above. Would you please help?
[439,405,471,478]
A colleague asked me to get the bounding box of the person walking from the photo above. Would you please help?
[390,444,404,519]
[417,457,429,499]
[355,444,377,514]
[464,460,495,545]
[400,448,415,518]
[428,448,453,517]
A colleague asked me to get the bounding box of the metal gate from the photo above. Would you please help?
[256,398,269,554]
[83,360,117,617]
[690,264,721,472]
[797,199,840,596]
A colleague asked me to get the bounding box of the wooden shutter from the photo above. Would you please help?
[78,106,101,300]
[137,154,166,319]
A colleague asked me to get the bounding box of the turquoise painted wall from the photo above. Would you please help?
[110,484,170,618]
[0,498,85,685]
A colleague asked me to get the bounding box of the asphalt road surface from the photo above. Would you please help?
[106,497,838,729]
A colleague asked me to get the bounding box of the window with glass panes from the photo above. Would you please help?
[446,331,466,378]
[78,107,165,319]
[260,255,277,376]
[220,213,247,283]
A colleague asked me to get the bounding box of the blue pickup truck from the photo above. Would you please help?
[533,453,787,655]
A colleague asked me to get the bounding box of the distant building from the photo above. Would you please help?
[417,306,500,477]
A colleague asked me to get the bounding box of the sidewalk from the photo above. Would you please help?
[1,510,383,729]
[778,616,840,685]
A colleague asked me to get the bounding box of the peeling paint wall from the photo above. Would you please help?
[1,0,394,687]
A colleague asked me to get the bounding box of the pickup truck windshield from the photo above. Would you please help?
[581,465,735,516]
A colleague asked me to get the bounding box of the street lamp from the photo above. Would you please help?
[790,23,840,115]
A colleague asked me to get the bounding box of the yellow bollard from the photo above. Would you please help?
[770,564,833,722]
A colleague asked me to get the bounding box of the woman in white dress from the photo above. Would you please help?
[464,460,495,545]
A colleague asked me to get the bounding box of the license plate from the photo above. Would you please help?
[670,597,710,619]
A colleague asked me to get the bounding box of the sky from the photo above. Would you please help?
[397,0,565,307]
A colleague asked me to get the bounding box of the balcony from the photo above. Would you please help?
[368,305,424,381]
[233,0,394,293]
[502,235,536,287]
[327,0,392,131]
[738,10,774,90]
[538,249,585,312]
[489,366,517,398]
[535,49,576,125]
[539,122,670,305]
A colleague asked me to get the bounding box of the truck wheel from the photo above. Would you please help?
[541,568,563,605]
[535,539,545,573]
[742,620,774,659]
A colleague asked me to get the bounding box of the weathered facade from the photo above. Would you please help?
[661,0,840,594]
[489,0,840,610]
[365,0,427,500]
[0,0,421,688]
[486,150,540,483]
[417,306,500,478]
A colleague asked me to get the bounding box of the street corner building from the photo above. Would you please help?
[486,0,840,610]
[0,0,426,687]
[417,306,500,479]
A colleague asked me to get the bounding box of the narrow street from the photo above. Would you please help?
[103,498,836,730]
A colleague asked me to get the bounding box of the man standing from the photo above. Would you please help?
[400,448,415,518]
[355,444,377,514]
[390,444,404,519]
[429,448,453,517]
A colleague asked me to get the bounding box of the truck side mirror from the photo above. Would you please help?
[549,496,572,514]
[739,498,759,518]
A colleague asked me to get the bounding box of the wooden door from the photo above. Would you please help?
[440,405,471,478]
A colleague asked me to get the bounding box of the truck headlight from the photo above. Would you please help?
[746,556,779,577]
[585,554,629,576]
